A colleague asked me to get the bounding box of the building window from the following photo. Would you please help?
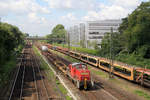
[89,32,99,34]
[89,23,119,26]
[89,36,103,39]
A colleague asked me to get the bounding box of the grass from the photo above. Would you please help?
[53,43,98,56]
[134,90,150,100]
[33,46,49,70]
[56,80,72,100]
[90,68,109,78]
[33,46,72,100]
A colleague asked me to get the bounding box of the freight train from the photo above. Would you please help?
[36,44,94,89]
[45,44,150,86]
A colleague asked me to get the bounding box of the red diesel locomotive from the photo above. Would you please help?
[68,63,94,89]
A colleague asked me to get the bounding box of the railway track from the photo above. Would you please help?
[21,47,38,100]
[8,43,60,100]
[36,52,66,100]
[40,49,120,100]
[8,48,26,100]
[39,47,145,100]
[32,49,51,100]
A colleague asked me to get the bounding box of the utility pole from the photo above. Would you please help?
[63,32,66,48]
[109,27,114,78]
[68,31,70,50]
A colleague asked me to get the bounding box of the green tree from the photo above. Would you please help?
[47,24,66,43]
[100,32,122,57]
[123,2,150,57]
[118,17,128,33]
[0,22,24,85]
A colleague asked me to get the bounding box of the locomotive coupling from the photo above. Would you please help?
[84,78,87,89]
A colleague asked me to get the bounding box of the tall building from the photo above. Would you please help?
[79,23,86,47]
[68,19,122,48]
[68,25,80,46]
[74,25,80,46]
[85,20,122,48]
[69,27,73,46]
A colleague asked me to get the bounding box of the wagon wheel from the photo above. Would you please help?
[76,80,80,89]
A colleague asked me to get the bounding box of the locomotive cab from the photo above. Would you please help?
[69,63,94,89]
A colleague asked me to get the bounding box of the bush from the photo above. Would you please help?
[116,53,150,68]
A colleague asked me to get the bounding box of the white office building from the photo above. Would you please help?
[68,19,122,48]
[85,20,122,48]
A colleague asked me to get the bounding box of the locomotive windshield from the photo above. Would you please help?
[74,64,87,69]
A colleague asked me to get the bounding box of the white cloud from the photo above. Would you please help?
[99,5,130,19]
[40,7,50,14]
[44,0,96,10]
[111,0,140,8]
[0,0,50,16]
[28,13,47,24]
[82,0,143,21]
[0,0,51,36]
[62,13,77,21]
[3,15,55,36]
[82,11,100,21]
[60,13,80,28]
[28,12,38,22]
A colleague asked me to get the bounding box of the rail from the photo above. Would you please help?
[31,50,39,100]
[8,49,25,100]
[32,50,50,100]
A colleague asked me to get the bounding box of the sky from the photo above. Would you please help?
[0,0,149,36]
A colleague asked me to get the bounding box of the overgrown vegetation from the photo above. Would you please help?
[99,2,150,68]
[0,22,25,86]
